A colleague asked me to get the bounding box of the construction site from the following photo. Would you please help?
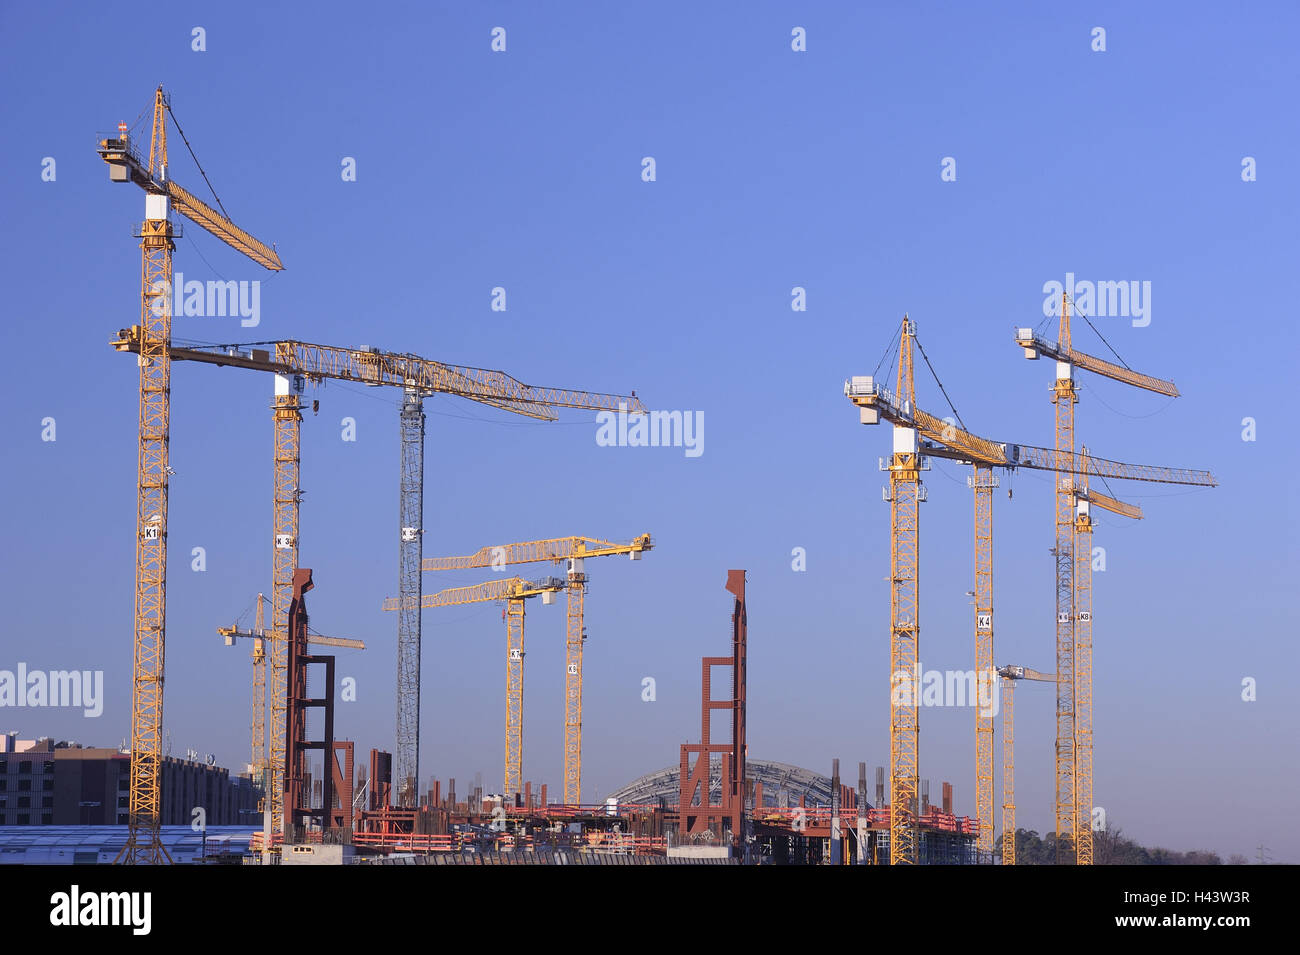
[52,85,1223,868]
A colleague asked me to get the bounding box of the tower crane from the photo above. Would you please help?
[112,329,645,826]
[221,594,267,790]
[994,472,1140,866]
[421,534,653,804]
[383,576,566,797]
[216,593,365,798]
[844,318,1215,864]
[98,88,283,864]
[1069,446,1140,864]
[996,664,1056,866]
[1015,298,1182,864]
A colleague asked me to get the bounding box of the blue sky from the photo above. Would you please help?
[1,2,1296,860]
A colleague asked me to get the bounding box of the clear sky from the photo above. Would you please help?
[1,2,1296,861]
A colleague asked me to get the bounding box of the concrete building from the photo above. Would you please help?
[0,733,261,826]
[0,737,55,826]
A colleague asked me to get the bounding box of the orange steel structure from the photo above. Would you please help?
[217,592,364,801]
[679,570,747,844]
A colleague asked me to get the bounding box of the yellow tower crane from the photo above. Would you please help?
[1015,300,1181,864]
[845,319,1214,864]
[216,593,365,798]
[228,594,267,788]
[383,576,565,797]
[1068,447,1144,861]
[996,664,1056,866]
[97,88,283,863]
[421,534,653,804]
[112,330,645,828]
[996,478,1137,867]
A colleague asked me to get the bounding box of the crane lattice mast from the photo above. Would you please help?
[113,330,644,824]
[421,534,654,804]
[98,87,283,862]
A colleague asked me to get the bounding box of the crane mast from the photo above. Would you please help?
[113,330,644,822]
[221,606,364,804]
[1051,293,1079,864]
[847,317,1213,865]
[269,375,303,832]
[1001,671,1015,866]
[99,87,282,863]
[384,576,563,796]
[422,534,653,804]
[505,595,527,796]
[564,562,586,804]
[971,463,996,860]
[1017,297,1186,864]
[997,664,1056,865]
[1074,450,1095,864]
[252,595,266,791]
[121,88,174,866]
[396,388,426,807]
[886,319,923,864]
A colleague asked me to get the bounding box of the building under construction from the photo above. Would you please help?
[85,85,1215,867]
[233,571,979,865]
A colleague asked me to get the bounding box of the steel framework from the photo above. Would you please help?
[251,597,267,795]
[98,87,283,863]
[270,379,304,831]
[117,91,174,865]
[888,464,922,864]
[848,318,1213,866]
[1001,674,1015,866]
[996,664,1055,866]
[112,330,641,820]
[505,598,527,796]
[383,576,563,796]
[1050,295,1078,864]
[971,464,996,858]
[283,568,337,834]
[678,570,747,842]
[423,534,653,803]
[1073,452,1095,864]
[396,389,425,806]
[887,323,922,865]
[564,568,585,803]
[1015,305,1196,865]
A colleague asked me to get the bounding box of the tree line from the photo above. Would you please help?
[993,825,1248,865]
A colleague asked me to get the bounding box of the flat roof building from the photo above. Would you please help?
[0,733,261,827]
